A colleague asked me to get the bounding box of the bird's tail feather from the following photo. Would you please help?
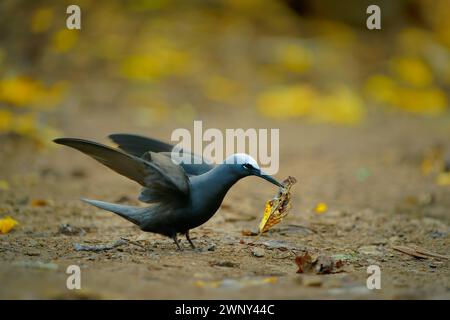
[82,198,147,226]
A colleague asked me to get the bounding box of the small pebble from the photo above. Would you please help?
[25,250,41,256]
[251,247,265,257]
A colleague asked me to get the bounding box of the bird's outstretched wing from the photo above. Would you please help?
[108,133,173,157]
[108,133,214,176]
[54,138,189,204]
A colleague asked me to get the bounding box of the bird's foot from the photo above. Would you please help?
[172,234,183,251]
[185,231,196,249]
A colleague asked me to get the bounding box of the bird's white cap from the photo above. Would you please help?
[224,153,260,169]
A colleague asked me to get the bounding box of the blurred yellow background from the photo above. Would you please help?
[0,0,450,145]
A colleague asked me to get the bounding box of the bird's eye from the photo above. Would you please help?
[243,163,252,170]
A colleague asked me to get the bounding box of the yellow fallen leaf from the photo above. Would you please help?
[436,172,450,186]
[421,145,444,176]
[364,74,397,105]
[257,84,316,119]
[393,86,447,115]
[314,202,328,214]
[311,86,365,125]
[0,110,13,132]
[31,199,49,207]
[276,43,312,73]
[258,176,297,234]
[365,72,447,116]
[121,39,191,82]
[0,180,9,191]
[52,29,79,53]
[0,216,18,234]
[0,76,66,109]
[258,84,364,125]
[314,19,357,47]
[12,113,37,135]
[391,56,433,87]
[0,77,40,106]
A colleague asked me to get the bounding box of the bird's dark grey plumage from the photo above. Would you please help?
[54,134,282,250]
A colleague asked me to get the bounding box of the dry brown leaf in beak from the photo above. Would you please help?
[258,176,297,235]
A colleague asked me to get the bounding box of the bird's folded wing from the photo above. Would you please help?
[158,152,214,176]
[54,138,189,202]
[140,151,190,196]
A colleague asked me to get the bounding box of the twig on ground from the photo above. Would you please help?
[73,239,127,252]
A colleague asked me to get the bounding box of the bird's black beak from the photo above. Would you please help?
[255,169,283,187]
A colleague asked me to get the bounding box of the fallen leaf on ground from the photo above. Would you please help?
[258,176,297,234]
[31,199,49,207]
[0,216,18,234]
[314,202,328,214]
[295,252,314,273]
[0,180,9,191]
[295,252,345,274]
[421,145,444,176]
[436,172,450,186]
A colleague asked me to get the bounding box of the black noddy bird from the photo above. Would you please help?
[54,134,282,250]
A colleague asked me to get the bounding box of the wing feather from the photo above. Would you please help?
[54,138,189,203]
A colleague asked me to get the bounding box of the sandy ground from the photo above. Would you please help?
[0,108,449,299]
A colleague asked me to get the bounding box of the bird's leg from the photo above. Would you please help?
[172,234,182,251]
[185,230,195,249]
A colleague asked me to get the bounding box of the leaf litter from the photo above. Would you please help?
[295,252,347,274]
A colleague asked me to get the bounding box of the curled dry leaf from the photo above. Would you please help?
[295,252,313,273]
[295,252,345,274]
[258,176,297,234]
